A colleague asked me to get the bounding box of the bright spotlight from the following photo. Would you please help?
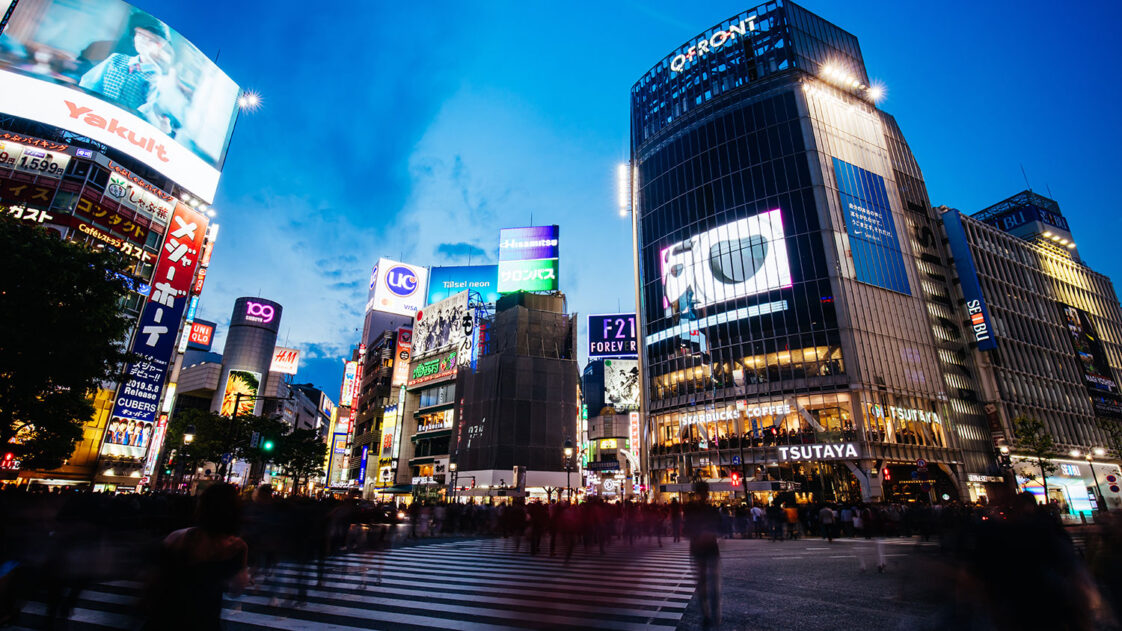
[867,82,886,103]
[616,163,630,216]
[238,90,262,112]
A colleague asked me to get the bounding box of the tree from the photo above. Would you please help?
[1098,418,1122,460]
[275,427,326,493]
[0,217,133,469]
[1013,416,1060,503]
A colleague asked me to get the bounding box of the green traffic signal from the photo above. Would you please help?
[262,440,274,452]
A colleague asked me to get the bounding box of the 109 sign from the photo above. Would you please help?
[588,313,638,358]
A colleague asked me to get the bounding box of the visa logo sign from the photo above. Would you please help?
[386,266,418,297]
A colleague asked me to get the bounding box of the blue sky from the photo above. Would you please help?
[141,0,1122,400]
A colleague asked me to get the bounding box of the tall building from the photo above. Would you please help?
[632,1,996,503]
[1,0,238,489]
[941,193,1122,513]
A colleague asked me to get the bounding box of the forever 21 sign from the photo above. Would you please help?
[588,313,638,359]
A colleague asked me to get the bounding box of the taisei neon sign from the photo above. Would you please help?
[670,18,757,74]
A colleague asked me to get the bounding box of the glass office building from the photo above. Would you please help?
[631,1,996,502]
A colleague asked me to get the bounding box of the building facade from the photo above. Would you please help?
[632,1,996,503]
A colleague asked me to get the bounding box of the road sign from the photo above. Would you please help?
[1111,485,1120,494]
[916,458,928,470]
[732,456,742,465]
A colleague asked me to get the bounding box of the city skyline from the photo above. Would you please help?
[142,0,1122,397]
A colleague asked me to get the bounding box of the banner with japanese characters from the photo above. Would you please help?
[103,201,207,460]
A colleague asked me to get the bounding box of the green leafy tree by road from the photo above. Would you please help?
[0,217,133,469]
[275,427,327,492]
[1099,419,1122,460]
[1013,416,1060,503]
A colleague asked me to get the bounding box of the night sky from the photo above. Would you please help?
[138,0,1122,400]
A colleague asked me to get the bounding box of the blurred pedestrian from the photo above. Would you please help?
[685,486,722,629]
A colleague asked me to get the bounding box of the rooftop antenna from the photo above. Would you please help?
[1046,184,1055,200]
[1020,164,1032,192]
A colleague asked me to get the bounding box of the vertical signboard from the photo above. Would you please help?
[941,209,997,351]
[339,361,358,407]
[103,202,207,459]
[588,313,638,358]
[393,328,412,386]
[358,444,369,483]
[629,411,641,453]
[380,406,399,459]
[498,225,560,293]
[1060,304,1122,418]
[832,158,910,295]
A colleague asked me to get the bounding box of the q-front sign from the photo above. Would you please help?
[778,443,860,462]
[670,17,757,74]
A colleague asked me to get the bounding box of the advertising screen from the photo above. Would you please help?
[379,406,398,458]
[339,360,357,407]
[604,359,640,412]
[412,291,472,359]
[0,0,240,200]
[269,346,300,375]
[588,313,637,358]
[368,257,429,317]
[103,201,206,460]
[498,225,559,293]
[219,369,260,417]
[187,319,215,350]
[392,327,412,386]
[1061,304,1122,418]
[832,158,910,295]
[427,265,500,305]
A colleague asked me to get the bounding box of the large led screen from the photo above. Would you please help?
[604,359,640,412]
[427,265,499,305]
[413,290,472,359]
[1061,304,1122,418]
[0,0,240,201]
[832,158,910,295]
[219,369,261,417]
[498,225,559,293]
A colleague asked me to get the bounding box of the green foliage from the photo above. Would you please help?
[1013,416,1059,498]
[1098,419,1122,459]
[275,427,326,483]
[0,217,134,469]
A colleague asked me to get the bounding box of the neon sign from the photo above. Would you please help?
[670,18,756,74]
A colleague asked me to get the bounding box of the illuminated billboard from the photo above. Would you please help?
[832,158,910,295]
[604,359,640,412]
[498,225,559,293]
[413,291,472,359]
[407,349,460,387]
[392,328,412,386]
[427,265,500,305]
[219,369,260,417]
[0,0,241,201]
[187,319,215,350]
[103,201,207,460]
[231,297,282,333]
[339,360,358,407]
[367,257,429,317]
[588,313,637,358]
[1061,304,1122,418]
[270,346,300,375]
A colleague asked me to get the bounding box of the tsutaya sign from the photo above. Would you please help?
[870,404,941,424]
[669,17,757,74]
[778,443,859,462]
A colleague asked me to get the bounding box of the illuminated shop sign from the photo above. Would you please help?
[660,208,791,311]
[669,17,757,74]
[270,346,300,375]
[941,209,997,351]
[427,265,500,305]
[408,350,460,387]
[742,402,792,418]
[680,408,739,426]
[368,257,428,316]
[339,361,358,407]
[630,411,641,452]
[192,267,207,294]
[392,327,413,386]
[0,138,70,176]
[588,313,637,358]
[498,225,560,293]
[187,320,214,350]
[245,301,275,324]
[778,443,859,461]
[869,404,940,424]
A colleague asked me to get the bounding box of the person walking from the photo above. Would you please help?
[819,504,837,542]
[684,487,722,629]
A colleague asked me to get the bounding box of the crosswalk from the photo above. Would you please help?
[12,538,696,630]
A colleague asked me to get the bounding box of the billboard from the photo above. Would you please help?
[103,201,207,459]
[339,360,358,407]
[231,297,282,333]
[588,313,637,358]
[0,0,241,201]
[219,369,260,417]
[498,225,559,293]
[101,414,156,459]
[604,359,640,412]
[367,257,428,317]
[186,319,215,350]
[270,346,300,375]
[379,406,398,459]
[832,158,910,295]
[660,208,792,311]
[1061,304,1122,418]
[407,349,460,387]
[412,291,473,359]
[392,327,412,386]
[942,209,997,351]
[427,264,500,305]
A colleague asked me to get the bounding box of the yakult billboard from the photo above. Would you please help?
[0,0,241,201]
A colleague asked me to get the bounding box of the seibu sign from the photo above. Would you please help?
[778,443,859,462]
[670,17,757,74]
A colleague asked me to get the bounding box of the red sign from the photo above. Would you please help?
[192,267,207,295]
[189,322,214,348]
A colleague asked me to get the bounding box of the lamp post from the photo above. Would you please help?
[448,461,458,504]
[563,439,574,502]
[1087,447,1106,514]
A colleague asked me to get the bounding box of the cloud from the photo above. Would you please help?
[435,242,488,261]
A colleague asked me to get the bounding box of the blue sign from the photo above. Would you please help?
[386,266,419,297]
[427,265,500,305]
[942,210,997,351]
[833,158,910,295]
[983,204,1069,234]
[359,445,369,482]
[588,313,638,358]
[498,225,559,262]
[185,295,199,322]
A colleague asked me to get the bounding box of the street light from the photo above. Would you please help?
[563,439,574,502]
[448,461,458,503]
[183,425,196,444]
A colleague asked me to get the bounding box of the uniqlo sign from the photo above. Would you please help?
[106,202,208,454]
[188,321,214,349]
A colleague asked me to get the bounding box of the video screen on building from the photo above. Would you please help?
[0,0,240,200]
[413,291,473,359]
[219,369,260,417]
[832,157,910,295]
[427,265,499,305]
[498,225,559,293]
[604,359,640,412]
[1061,304,1122,418]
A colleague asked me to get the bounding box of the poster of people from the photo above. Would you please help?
[219,369,261,417]
[412,290,472,358]
[100,415,155,459]
[0,0,240,169]
[604,359,640,412]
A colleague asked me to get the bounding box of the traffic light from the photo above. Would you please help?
[262,440,275,452]
[882,467,891,481]
[731,471,741,487]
